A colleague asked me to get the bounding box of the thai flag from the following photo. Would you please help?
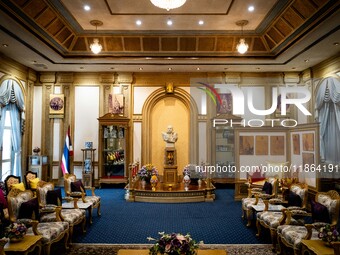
[61,126,73,174]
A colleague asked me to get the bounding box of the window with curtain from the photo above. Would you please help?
[0,79,25,180]
[316,77,340,165]
[0,110,12,180]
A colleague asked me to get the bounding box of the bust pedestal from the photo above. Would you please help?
[163,147,178,188]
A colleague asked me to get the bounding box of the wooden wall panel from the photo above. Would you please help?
[106,37,123,51]
[143,37,160,51]
[180,37,196,51]
[216,37,234,51]
[161,38,178,51]
[124,37,141,51]
[198,37,215,51]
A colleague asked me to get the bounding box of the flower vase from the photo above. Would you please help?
[198,178,202,188]
[183,174,191,191]
[10,236,24,243]
[150,174,158,191]
[141,180,146,189]
[151,182,156,191]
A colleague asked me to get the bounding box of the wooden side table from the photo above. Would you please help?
[4,235,42,255]
[301,240,334,255]
[117,249,227,255]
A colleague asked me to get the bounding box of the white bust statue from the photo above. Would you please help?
[162,125,178,147]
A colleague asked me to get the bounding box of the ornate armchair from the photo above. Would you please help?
[7,189,69,255]
[24,171,39,192]
[36,181,86,241]
[241,177,279,227]
[256,183,309,251]
[64,173,101,217]
[277,190,340,255]
[4,175,23,194]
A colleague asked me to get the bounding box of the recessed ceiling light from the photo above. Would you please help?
[256,67,260,70]
[292,67,296,70]
[110,67,115,70]
[196,67,200,71]
[145,57,152,60]
[2,44,8,47]
[304,59,309,63]
[167,19,173,26]
[166,57,173,60]
[168,67,172,71]
[224,68,228,70]
[84,5,91,11]
[248,6,254,12]
[334,42,339,46]
[80,67,84,69]
[198,20,204,25]
[136,20,142,26]
[139,67,143,70]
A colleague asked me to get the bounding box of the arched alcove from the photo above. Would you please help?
[141,88,199,173]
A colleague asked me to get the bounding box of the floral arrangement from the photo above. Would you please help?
[318,224,340,244]
[138,164,159,181]
[148,232,200,255]
[5,222,27,240]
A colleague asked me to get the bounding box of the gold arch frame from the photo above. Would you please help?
[141,87,199,165]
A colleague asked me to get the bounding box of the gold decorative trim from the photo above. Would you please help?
[141,87,199,165]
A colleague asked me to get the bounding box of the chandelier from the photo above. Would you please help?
[150,0,186,11]
[236,20,249,54]
[90,20,103,54]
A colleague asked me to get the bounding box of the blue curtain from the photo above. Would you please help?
[0,79,25,178]
[316,77,340,164]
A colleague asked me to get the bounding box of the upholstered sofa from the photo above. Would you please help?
[7,189,69,255]
[64,174,101,218]
[256,183,309,251]
[36,181,86,241]
[241,177,279,227]
[277,190,340,255]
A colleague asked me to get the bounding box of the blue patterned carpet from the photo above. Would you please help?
[72,187,271,244]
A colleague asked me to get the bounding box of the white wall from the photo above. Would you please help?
[32,87,42,150]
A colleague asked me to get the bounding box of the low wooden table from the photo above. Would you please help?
[117,250,226,255]
[301,240,334,255]
[4,235,43,255]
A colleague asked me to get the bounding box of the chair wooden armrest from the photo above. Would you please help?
[0,238,8,255]
[305,224,314,240]
[332,242,340,255]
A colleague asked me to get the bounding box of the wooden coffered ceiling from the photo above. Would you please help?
[0,0,339,72]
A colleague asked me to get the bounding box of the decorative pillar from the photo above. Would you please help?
[40,72,56,181]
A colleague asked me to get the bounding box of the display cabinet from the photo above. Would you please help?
[81,148,96,188]
[211,114,241,183]
[98,113,130,186]
[28,155,48,180]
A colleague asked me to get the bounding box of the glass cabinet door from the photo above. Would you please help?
[102,125,125,178]
[213,127,235,181]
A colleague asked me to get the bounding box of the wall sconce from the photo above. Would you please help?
[236,20,249,54]
[90,20,103,54]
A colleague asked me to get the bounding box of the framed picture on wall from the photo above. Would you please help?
[255,136,268,155]
[302,152,314,167]
[217,93,232,114]
[239,136,254,155]
[49,94,64,118]
[302,133,314,151]
[270,136,285,155]
[108,94,124,115]
[292,134,300,155]
[275,94,291,117]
